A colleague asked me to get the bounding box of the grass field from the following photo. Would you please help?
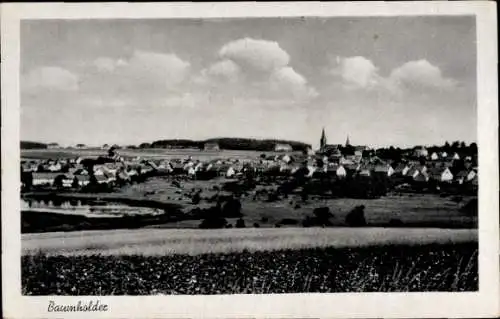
[21,148,295,161]
[22,227,478,256]
[22,243,478,294]
[114,176,477,228]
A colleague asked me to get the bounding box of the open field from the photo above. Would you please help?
[22,243,478,294]
[22,227,478,256]
[21,148,296,161]
[114,176,477,228]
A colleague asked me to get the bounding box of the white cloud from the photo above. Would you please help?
[330,56,457,96]
[23,66,79,92]
[194,38,318,104]
[94,57,127,72]
[269,66,318,99]
[389,59,457,90]
[195,59,242,85]
[331,56,381,90]
[219,38,290,73]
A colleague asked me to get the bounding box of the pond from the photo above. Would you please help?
[21,198,165,218]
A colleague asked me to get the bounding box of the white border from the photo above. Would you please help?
[2,2,498,318]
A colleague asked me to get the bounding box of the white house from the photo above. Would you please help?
[428,167,454,182]
[414,171,429,182]
[275,143,293,152]
[48,162,62,172]
[455,169,477,184]
[413,147,428,158]
[330,164,347,178]
[452,152,460,160]
[226,166,236,178]
[430,152,439,160]
[374,164,395,177]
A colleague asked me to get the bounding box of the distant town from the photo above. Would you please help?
[21,130,478,196]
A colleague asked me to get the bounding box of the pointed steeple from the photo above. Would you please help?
[346,135,351,146]
[320,128,327,151]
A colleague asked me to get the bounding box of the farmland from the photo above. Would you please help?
[21,227,478,256]
[20,147,479,294]
[22,243,478,294]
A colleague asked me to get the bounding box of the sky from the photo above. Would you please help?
[21,16,477,149]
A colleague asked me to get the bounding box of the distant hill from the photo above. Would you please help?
[145,138,311,152]
[20,141,48,149]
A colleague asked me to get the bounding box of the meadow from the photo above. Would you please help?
[22,227,478,256]
[22,243,478,294]
[21,148,289,161]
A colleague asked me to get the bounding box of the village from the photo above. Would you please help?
[21,131,478,197]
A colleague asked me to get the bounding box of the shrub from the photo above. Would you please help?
[235,218,246,228]
[199,216,228,229]
[221,198,242,218]
[260,216,269,223]
[294,204,301,209]
[461,198,478,217]
[279,218,299,225]
[388,218,404,227]
[345,205,367,227]
[253,223,260,228]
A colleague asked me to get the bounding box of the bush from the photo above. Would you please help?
[388,218,404,227]
[312,207,333,226]
[279,218,299,225]
[199,216,227,229]
[260,216,269,223]
[345,205,367,227]
[221,198,242,218]
[253,223,260,228]
[461,198,478,217]
[235,218,246,228]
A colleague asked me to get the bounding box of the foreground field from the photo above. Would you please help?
[22,243,478,294]
[22,227,478,256]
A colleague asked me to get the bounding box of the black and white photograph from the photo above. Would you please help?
[2,2,498,318]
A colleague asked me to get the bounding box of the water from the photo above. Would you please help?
[21,198,165,218]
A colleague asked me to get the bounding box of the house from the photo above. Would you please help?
[74,175,90,187]
[204,142,220,151]
[455,169,477,184]
[430,152,439,160]
[440,152,448,158]
[47,143,60,149]
[394,163,410,176]
[226,166,236,178]
[32,172,63,186]
[413,146,428,158]
[275,143,293,152]
[95,175,108,184]
[326,164,347,178]
[414,171,429,183]
[374,164,395,177]
[452,152,460,160]
[48,162,62,172]
[428,167,454,183]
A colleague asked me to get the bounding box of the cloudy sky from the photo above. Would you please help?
[21,16,476,148]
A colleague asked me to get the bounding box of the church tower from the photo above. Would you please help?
[346,135,351,147]
[320,128,327,151]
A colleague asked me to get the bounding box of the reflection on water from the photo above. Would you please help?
[21,198,164,218]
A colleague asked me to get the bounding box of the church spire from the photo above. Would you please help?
[346,135,351,146]
[320,128,327,150]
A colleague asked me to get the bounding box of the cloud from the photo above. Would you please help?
[330,56,457,95]
[195,38,317,103]
[219,38,290,73]
[330,56,381,90]
[389,59,457,90]
[93,57,127,72]
[23,66,79,92]
[269,66,318,99]
[82,50,191,99]
[195,59,242,85]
